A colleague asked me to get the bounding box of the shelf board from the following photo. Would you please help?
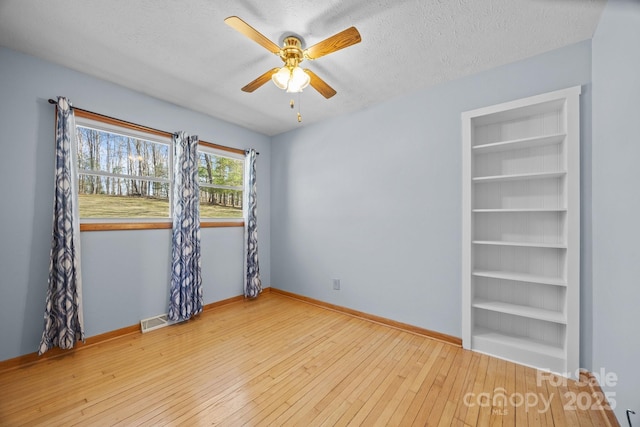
[472,270,567,287]
[473,327,565,360]
[472,240,566,249]
[472,299,566,324]
[473,171,566,183]
[472,208,566,213]
[472,133,566,153]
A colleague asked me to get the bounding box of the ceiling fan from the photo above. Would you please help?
[224,16,362,99]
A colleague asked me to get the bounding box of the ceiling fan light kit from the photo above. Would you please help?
[272,66,310,93]
[270,36,312,93]
[224,16,361,102]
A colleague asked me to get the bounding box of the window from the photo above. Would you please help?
[197,144,244,219]
[75,117,172,219]
[73,111,246,230]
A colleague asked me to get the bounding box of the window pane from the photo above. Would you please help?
[78,175,170,218]
[199,188,243,218]
[76,126,169,179]
[197,152,243,187]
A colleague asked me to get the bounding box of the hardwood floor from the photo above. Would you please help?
[0,292,616,426]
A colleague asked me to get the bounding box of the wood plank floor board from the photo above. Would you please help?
[537,367,557,427]
[514,363,529,426]
[544,372,568,427]
[487,358,506,427]
[0,293,616,426]
[357,336,428,426]
[439,351,475,425]
[453,350,483,423]
[411,341,460,426]
[14,298,318,425]
[426,348,470,427]
[285,324,400,423]
[525,364,544,426]
[243,320,380,426]
[418,348,461,426]
[63,300,319,425]
[401,343,456,425]
[203,317,382,425]
[476,354,500,427]
[502,359,517,427]
[120,302,347,425]
[307,329,407,426]
[6,297,292,418]
[333,334,416,425]
[318,334,419,426]
[569,374,597,427]
[464,353,492,426]
[382,341,445,425]
[125,300,353,425]
[385,341,446,426]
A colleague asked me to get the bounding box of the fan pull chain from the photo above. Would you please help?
[288,95,302,123]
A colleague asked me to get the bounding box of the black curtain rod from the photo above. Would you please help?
[48,98,259,155]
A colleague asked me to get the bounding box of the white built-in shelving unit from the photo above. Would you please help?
[462,87,581,375]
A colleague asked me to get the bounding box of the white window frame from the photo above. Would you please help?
[75,116,174,224]
[196,143,245,223]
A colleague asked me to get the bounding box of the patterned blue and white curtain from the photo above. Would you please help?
[39,97,84,355]
[244,149,262,298]
[168,132,203,321]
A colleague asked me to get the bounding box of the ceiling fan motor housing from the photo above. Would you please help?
[281,36,304,68]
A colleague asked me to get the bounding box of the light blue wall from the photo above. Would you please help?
[0,47,271,361]
[271,41,593,355]
[592,0,640,421]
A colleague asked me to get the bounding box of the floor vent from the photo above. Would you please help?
[140,314,182,333]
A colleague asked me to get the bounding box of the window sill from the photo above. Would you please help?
[80,221,244,232]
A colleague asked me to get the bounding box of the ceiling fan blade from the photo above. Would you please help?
[242,68,280,93]
[304,69,337,99]
[224,16,280,54]
[304,27,361,60]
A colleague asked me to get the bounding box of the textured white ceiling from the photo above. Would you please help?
[0,0,606,136]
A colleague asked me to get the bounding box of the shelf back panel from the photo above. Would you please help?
[474,143,564,177]
[473,211,565,244]
[474,309,565,348]
[471,99,564,143]
[473,245,566,280]
[474,276,566,313]
[473,178,565,210]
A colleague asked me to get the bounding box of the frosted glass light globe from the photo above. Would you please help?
[286,67,311,93]
[272,67,291,90]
